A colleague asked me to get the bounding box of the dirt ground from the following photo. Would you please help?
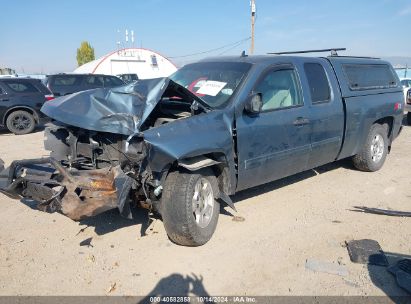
[0,125,410,297]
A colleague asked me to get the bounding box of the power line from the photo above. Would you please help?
[169,37,251,59]
[218,41,247,56]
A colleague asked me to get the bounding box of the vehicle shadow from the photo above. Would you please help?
[231,158,354,206]
[80,205,161,237]
[20,198,156,237]
[367,252,411,301]
[139,273,210,303]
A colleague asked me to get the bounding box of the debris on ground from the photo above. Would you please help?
[352,206,411,217]
[305,258,349,277]
[79,237,93,247]
[106,282,117,293]
[86,254,95,263]
[388,259,411,294]
[144,218,160,236]
[346,239,388,266]
[232,216,245,222]
[75,226,89,236]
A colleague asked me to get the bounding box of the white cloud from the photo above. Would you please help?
[399,5,411,16]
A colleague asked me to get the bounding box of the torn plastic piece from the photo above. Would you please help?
[353,206,411,217]
[219,191,237,212]
[305,258,349,277]
[178,156,220,171]
[388,259,411,294]
[346,239,388,266]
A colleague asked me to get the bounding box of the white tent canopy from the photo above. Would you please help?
[74,48,177,79]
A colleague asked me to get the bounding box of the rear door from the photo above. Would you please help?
[0,83,10,125]
[302,60,344,168]
[236,63,312,191]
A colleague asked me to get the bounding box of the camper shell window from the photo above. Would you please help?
[342,64,397,91]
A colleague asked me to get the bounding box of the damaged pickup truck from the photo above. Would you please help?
[0,53,404,246]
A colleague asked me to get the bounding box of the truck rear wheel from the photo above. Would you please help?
[161,168,219,246]
[352,124,388,172]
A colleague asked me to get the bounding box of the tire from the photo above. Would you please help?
[407,113,411,126]
[161,168,220,246]
[352,124,388,172]
[6,110,36,135]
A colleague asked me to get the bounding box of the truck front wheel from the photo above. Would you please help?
[161,168,220,246]
[352,124,388,172]
[407,112,411,126]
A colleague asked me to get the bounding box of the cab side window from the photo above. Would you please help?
[304,63,331,103]
[255,68,303,111]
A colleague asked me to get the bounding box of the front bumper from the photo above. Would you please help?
[0,158,135,220]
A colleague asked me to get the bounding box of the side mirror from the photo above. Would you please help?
[244,93,263,114]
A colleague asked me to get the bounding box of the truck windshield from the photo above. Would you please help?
[170,62,251,108]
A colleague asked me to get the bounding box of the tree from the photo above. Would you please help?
[76,41,95,66]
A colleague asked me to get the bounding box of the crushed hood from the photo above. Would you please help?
[41,78,169,135]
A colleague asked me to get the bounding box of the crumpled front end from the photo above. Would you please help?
[0,157,136,220]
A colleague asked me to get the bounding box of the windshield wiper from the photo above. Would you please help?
[190,100,209,113]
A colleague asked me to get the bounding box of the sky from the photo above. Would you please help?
[1,0,411,74]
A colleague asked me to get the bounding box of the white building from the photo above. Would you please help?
[73,48,178,79]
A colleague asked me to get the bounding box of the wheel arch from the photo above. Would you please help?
[174,152,236,196]
[3,106,40,125]
[373,116,394,152]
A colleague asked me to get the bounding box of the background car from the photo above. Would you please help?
[400,78,411,124]
[43,74,125,96]
[0,78,54,135]
[117,73,139,84]
[400,78,411,88]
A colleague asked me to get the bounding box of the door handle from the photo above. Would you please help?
[0,98,9,102]
[293,117,310,126]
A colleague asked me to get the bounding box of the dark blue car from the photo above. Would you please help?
[0,78,53,134]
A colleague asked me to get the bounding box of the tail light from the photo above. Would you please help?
[45,94,54,101]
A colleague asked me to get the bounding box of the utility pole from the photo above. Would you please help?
[250,0,256,54]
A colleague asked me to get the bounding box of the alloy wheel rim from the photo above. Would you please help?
[192,178,214,228]
[11,114,31,130]
[371,134,384,163]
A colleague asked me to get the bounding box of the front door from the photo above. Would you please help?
[236,64,312,191]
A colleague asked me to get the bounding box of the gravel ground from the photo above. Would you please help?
[0,125,410,297]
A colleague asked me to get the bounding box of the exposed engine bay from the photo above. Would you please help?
[0,78,210,220]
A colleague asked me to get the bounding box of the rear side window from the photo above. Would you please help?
[85,76,104,86]
[343,64,397,90]
[304,63,331,103]
[104,76,124,87]
[4,81,40,93]
[52,76,78,86]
